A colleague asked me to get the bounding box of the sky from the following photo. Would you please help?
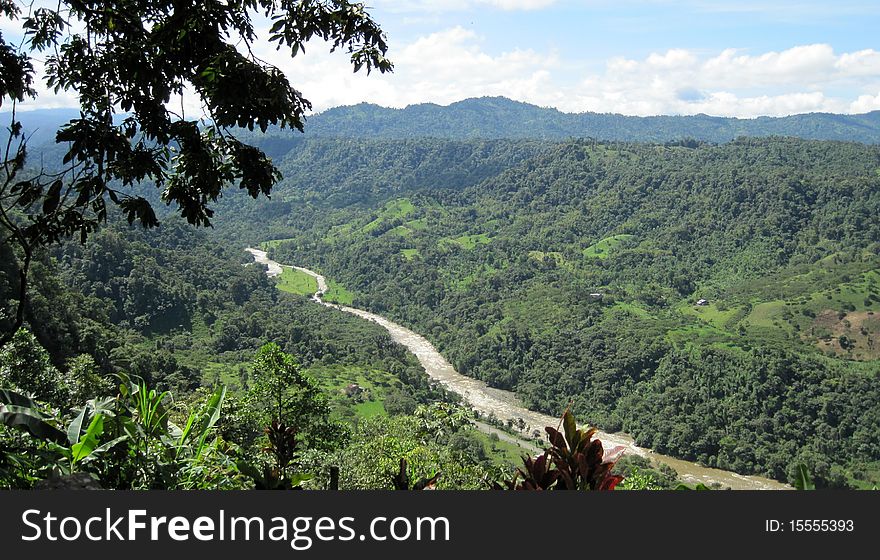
[3,0,880,118]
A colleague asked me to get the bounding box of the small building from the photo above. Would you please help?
[589,292,604,300]
[343,383,363,397]
[696,298,709,306]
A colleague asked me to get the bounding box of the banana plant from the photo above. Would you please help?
[0,389,67,444]
[48,405,128,475]
[1,389,126,476]
[119,378,172,440]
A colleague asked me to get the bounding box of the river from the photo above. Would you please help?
[246,247,789,490]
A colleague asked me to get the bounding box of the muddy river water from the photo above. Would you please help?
[247,248,789,490]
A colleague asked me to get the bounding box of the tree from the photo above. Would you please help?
[0,329,70,407]
[247,343,331,447]
[0,0,392,345]
[383,390,418,416]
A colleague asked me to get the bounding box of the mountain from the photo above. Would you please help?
[300,97,880,143]
[0,108,81,147]
[7,98,880,148]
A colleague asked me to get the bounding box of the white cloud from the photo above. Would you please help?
[8,17,880,119]
[252,26,561,112]
[255,36,880,118]
[564,44,880,117]
[850,91,880,113]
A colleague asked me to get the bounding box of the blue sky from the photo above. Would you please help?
[3,0,879,117]
[376,1,877,59]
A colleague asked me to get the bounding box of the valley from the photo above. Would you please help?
[234,135,880,489]
[248,248,789,490]
[4,107,880,490]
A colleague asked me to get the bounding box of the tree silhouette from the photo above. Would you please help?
[1,0,392,345]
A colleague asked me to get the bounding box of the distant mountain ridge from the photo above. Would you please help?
[5,97,880,145]
[302,97,880,143]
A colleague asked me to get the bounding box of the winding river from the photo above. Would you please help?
[247,247,789,490]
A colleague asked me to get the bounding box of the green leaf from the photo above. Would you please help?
[67,405,88,445]
[71,414,104,465]
[0,388,40,409]
[0,404,67,444]
[194,386,225,453]
[175,385,225,458]
[81,435,128,463]
[289,473,314,488]
[562,411,577,450]
[793,464,815,490]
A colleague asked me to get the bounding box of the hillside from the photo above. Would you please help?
[229,136,880,488]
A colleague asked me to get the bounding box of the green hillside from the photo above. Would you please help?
[246,136,880,488]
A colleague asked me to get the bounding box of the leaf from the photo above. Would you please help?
[236,460,262,480]
[195,385,225,449]
[177,385,226,458]
[599,474,625,491]
[0,404,67,444]
[70,414,104,464]
[562,411,577,451]
[414,472,441,490]
[602,445,626,463]
[545,426,566,450]
[793,464,815,490]
[81,435,128,463]
[0,388,40,409]
[67,405,88,445]
[42,179,63,214]
[288,473,314,488]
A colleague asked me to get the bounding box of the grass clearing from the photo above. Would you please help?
[610,301,652,318]
[405,218,427,230]
[401,248,421,260]
[326,222,355,241]
[260,238,297,250]
[276,266,318,296]
[443,233,492,250]
[199,361,249,392]
[472,428,537,468]
[322,279,355,305]
[362,198,417,234]
[309,364,399,420]
[354,400,386,418]
[583,234,634,259]
[528,251,567,267]
[679,302,744,329]
[387,225,413,237]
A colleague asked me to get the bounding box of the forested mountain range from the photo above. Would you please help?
[303,97,880,143]
[7,97,880,149]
